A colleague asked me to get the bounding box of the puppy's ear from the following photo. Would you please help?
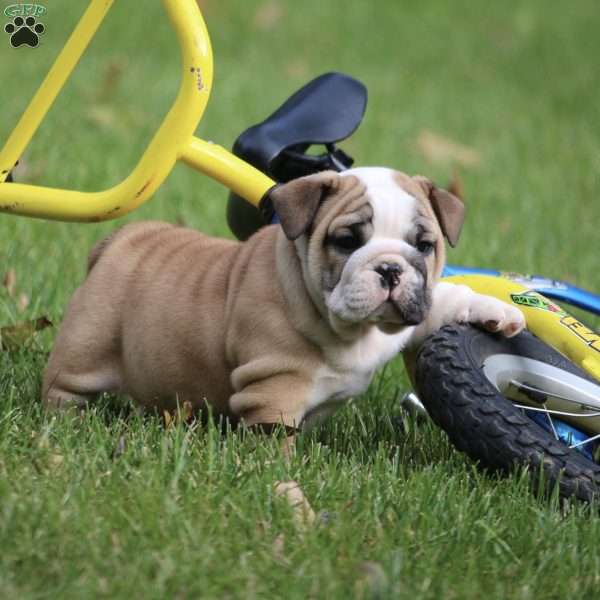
[414,176,465,247]
[268,171,340,241]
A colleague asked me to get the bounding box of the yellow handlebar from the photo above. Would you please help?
[0,0,275,222]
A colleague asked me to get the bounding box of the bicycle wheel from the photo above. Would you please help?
[415,323,600,503]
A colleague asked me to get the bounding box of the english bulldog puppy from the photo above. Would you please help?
[42,168,525,432]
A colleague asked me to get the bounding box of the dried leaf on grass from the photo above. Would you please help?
[3,270,30,311]
[98,60,124,102]
[274,480,316,527]
[254,1,285,30]
[48,453,64,468]
[163,400,195,428]
[285,60,309,79]
[355,561,389,598]
[0,316,52,351]
[17,293,30,312]
[3,269,16,297]
[447,170,464,200]
[180,401,194,421]
[418,129,481,168]
[86,105,118,128]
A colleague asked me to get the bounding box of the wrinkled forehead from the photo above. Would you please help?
[341,167,427,239]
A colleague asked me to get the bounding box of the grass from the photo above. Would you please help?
[1,0,599,597]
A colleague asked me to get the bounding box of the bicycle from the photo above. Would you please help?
[225,72,600,502]
[2,0,600,502]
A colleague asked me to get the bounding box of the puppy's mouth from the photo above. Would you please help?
[372,292,428,327]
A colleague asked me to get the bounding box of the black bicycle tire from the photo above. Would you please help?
[415,323,600,503]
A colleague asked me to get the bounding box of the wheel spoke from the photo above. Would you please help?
[511,402,600,419]
[543,403,560,441]
[569,432,600,450]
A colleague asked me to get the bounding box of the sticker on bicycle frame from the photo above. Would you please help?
[510,291,566,316]
[560,316,600,353]
[3,4,45,48]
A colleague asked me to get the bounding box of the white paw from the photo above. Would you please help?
[466,295,526,338]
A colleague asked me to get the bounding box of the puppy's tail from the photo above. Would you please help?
[87,231,119,273]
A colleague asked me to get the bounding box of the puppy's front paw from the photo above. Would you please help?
[466,295,526,338]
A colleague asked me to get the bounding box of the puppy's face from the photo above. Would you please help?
[271,167,464,335]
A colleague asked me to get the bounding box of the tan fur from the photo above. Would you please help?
[87,230,119,273]
[44,220,321,427]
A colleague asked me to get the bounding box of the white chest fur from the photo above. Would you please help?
[302,326,413,429]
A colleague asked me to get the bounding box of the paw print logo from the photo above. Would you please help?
[4,16,45,48]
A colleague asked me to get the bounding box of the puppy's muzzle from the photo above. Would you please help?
[374,260,430,327]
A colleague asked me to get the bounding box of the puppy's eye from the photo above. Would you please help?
[416,240,434,255]
[329,232,362,253]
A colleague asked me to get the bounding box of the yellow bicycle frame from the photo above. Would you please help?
[0,0,275,222]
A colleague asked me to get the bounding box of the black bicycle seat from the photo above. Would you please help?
[233,72,367,178]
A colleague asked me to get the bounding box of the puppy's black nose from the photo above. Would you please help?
[375,263,403,289]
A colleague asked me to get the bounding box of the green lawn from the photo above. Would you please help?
[1,1,600,598]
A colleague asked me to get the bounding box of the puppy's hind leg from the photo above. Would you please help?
[42,293,123,411]
[43,363,122,411]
